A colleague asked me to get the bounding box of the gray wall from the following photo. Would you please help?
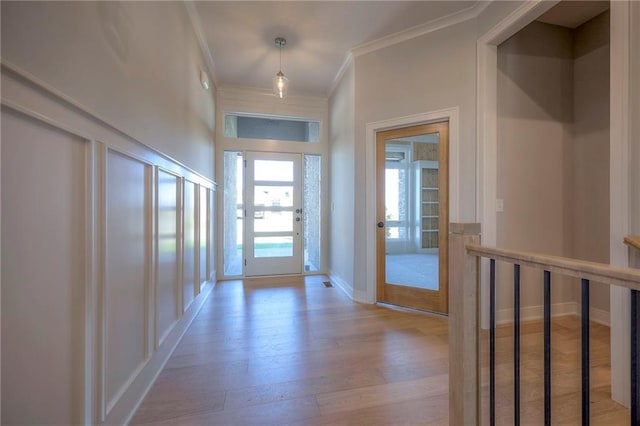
[572,11,611,312]
[328,62,356,292]
[497,21,575,312]
[353,20,478,293]
[496,13,611,315]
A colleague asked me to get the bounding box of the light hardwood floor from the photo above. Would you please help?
[130,275,450,425]
[131,275,628,425]
[480,316,629,425]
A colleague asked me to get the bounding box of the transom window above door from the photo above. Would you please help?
[224,113,320,143]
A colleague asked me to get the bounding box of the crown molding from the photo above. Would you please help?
[328,52,353,97]
[217,85,329,104]
[351,1,491,58]
[184,1,218,89]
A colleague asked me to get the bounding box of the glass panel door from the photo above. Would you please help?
[245,152,303,276]
[376,122,449,314]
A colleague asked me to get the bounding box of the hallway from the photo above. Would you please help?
[130,276,450,425]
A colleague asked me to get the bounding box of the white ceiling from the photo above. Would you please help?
[189,1,478,96]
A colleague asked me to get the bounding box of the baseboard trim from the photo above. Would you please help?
[329,274,354,300]
[108,281,214,426]
[497,301,610,326]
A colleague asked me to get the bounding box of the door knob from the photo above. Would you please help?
[377,222,384,228]
[296,217,301,222]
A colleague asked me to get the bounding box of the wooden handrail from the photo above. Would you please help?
[466,243,640,291]
[625,236,640,252]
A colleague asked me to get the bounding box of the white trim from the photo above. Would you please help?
[329,274,354,300]
[351,1,489,58]
[496,302,577,325]
[475,0,559,330]
[183,1,218,89]
[0,61,215,187]
[590,306,611,327]
[114,282,214,426]
[328,53,353,97]
[496,302,610,327]
[610,0,632,408]
[84,140,101,424]
[365,108,460,305]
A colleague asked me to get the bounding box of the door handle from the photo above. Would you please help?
[377,222,384,228]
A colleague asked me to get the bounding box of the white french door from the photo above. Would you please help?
[244,151,303,276]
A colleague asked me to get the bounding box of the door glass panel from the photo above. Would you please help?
[254,186,294,207]
[254,236,293,257]
[254,211,293,233]
[254,160,293,182]
[223,151,243,276]
[384,136,440,291]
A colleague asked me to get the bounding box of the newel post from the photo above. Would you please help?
[449,223,481,426]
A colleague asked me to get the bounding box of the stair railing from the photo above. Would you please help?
[449,224,640,426]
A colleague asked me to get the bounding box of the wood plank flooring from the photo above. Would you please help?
[480,316,629,425]
[130,276,450,425]
[131,275,628,425]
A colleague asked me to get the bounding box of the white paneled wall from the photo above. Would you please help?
[156,169,180,346]
[183,180,197,311]
[104,150,150,413]
[1,64,216,425]
[1,108,87,425]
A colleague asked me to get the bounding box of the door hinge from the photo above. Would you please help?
[244,159,247,168]
[244,259,247,266]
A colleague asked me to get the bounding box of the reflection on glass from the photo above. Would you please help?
[384,137,440,290]
[254,160,293,182]
[254,237,293,257]
[254,186,294,207]
[158,171,177,259]
[254,211,293,233]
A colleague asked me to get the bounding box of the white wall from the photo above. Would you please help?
[353,20,477,293]
[1,1,216,424]
[2,109,87,425]
[1,1,215,178]
[328,61,356,294]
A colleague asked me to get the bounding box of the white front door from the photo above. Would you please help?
[245,151,303,276]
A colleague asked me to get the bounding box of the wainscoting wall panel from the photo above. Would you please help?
[1,107,87,425]
[183,180,197,311]
[156,169,180,347]
[1,63,217,425]
[104,149,150,413]
[200,185,208,289]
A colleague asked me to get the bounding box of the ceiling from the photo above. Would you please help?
[537,0,609,29]
[189,1,478,96]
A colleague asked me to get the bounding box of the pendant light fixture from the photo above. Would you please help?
[273,37,289,99]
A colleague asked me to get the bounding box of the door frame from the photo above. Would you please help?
[376,122,449,313]
[364,107,460,304]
